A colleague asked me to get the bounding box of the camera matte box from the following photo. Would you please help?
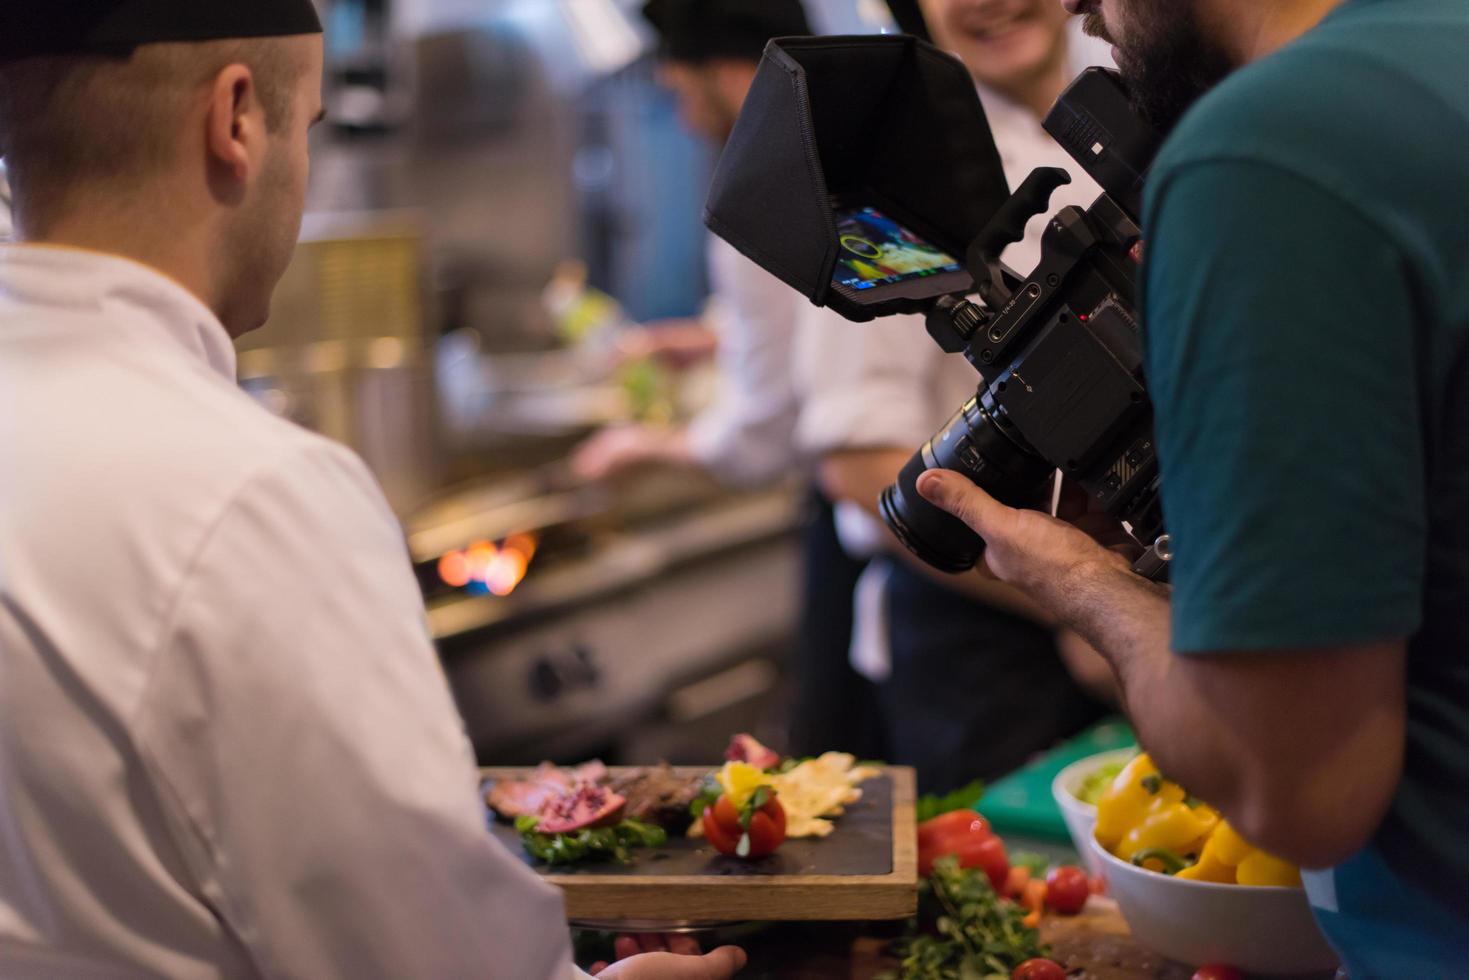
[704,35,1012,322]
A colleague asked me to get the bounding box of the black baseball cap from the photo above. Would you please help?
[642,0,812,64]
[0,0,324,61]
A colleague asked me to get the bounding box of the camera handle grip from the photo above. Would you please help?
[967,167,1073,306]
[1130,534,1173,583]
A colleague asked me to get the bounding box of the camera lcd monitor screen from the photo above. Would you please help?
[833,206,963,291]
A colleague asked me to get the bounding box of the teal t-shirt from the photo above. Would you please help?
[1141,0,1469,971]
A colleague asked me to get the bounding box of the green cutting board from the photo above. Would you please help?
[977,718,1136,841]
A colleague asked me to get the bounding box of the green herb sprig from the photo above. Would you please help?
[515,815,667,866]
[914,779,986,823]
[881,856,1049,980]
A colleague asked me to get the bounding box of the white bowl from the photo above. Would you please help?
[1090,834,1339,974]
[1050,749,1137,875]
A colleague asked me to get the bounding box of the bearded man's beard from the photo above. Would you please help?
[1083,3,1234,132]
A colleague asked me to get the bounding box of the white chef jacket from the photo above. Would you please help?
[0,245,586,979]
[684,235,806,486]
[794,56,1108,681]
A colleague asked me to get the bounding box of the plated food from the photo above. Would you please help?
[608,763,707,828]
[484,736,879,867]
[698,764,787,859]
[485,760,609,820]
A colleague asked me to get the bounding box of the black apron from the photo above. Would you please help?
[878,558,1106,794]
[787,490,885,761]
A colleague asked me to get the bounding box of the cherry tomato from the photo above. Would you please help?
[952,834,1010,891]
[1045,865,1091,915]
[1087,874,1108,896]
[712,795,741,830]
[767,795,787,839]
[703,793,787,859]
[1012,957,1067,980]
[701,807,739,854]
[745,809,783,857]
[1192,966,1244,980]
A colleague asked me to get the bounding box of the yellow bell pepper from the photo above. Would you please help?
[1209,820,1256,866]
[1115,795,1218,862]
[1176,825,1238,883]
[1097,753,1219,865]
[1093,755,1302,886]
[1095,754,1179,849]
[1156,814,1302,887]
[1236,848,1303,887]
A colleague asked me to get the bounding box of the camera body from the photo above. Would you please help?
[883,185,1163,572]
[704,38,1170,576]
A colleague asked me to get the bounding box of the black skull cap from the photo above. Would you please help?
[642,0,812,64]
[1,0,323,61]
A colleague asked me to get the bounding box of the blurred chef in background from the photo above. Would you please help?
[0,164,12,240]
[574,0,884,761]
[0,4,741,977]
[794,0,1115,793]
[572,0,809,489]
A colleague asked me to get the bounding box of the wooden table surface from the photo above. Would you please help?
[485,766,918,922]
[573,900,1197,979]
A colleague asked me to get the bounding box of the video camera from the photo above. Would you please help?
[704,35,1172,579]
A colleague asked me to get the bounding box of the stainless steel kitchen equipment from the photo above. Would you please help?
[408,467,805,765]
[240,210,442,517]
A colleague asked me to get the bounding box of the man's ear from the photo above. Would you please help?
[205,65,262,189]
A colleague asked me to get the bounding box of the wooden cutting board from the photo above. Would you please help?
[482,766,918,922]
[1042,899,1196,980]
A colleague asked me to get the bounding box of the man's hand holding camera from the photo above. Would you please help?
[916,469,1134,609]
[915,469,1170,684]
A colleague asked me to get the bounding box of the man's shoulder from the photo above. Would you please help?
[1155,0,1469,185]
[3,321,389,585]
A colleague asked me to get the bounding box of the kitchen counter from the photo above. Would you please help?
[576,902,1200,979]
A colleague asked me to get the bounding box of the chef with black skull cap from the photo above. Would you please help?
[0,4,743,978]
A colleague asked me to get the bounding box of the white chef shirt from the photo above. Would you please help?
[794,54,1108,680]
[0,245,585,980]
[684,235,806,486]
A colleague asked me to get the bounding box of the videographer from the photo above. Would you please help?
[917,0,1469,969]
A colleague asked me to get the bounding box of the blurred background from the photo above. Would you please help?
[236,0,900,768]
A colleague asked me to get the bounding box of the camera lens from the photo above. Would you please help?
[879,397,1054,573]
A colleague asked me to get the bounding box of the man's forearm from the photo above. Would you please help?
[1036,558,1404,867]
[914,471,1408,867]
[1035,559,1249,825]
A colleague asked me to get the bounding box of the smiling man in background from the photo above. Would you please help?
[0,3,742,977]
[918,0,1469,970]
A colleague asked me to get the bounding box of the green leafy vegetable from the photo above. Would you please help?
[881,856,1049,979]
[688,773,723,822]
[740,786,773,829]
[517,817,667,866]
[915,779,986,823]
